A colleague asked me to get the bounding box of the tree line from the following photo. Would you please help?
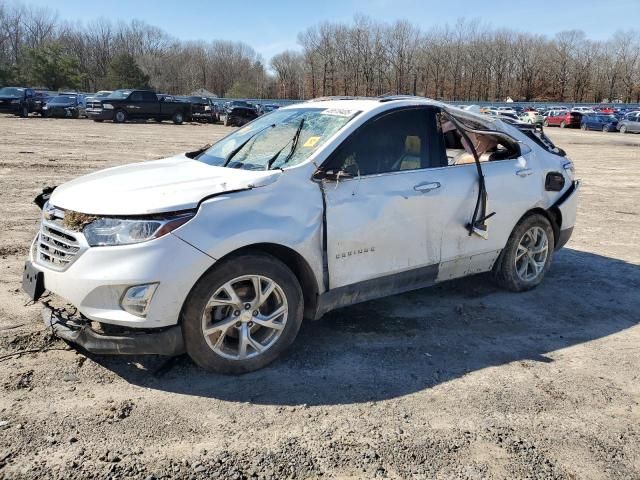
[1,2,639,103]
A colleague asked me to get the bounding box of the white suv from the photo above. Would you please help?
[23,97,579,373]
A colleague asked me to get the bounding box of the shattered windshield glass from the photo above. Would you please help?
[196,107,359,170]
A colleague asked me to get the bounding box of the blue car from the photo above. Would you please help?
[580,114,619,132]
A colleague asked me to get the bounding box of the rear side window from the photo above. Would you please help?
[142,92,157,102]
[328,108,431,176]
[130,92,143,101]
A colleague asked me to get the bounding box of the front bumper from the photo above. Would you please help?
[44,107,77,117]
[29,231,215,329]
[86,109,113,120]
[43,304,184,355]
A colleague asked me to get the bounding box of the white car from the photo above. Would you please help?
[23,97,579,373]
[571,106,596,114]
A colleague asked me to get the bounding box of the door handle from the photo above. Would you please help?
[413,181,441,193]
[516,168,533,177]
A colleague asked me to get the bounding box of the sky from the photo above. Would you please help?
[23,0,640,61]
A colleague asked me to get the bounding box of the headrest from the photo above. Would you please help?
[405,135,421,156]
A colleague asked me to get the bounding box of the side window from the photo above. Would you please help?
[328,108,430,176]
[436,111,520,166]
[130,92,143,102]
[142,92,157,102]
[26,89,33,98]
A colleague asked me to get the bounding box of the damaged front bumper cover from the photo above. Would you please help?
[43,304,185,356]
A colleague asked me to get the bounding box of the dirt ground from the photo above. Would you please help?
[0,115,638,480]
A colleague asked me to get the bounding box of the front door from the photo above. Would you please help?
[322,107,442,291]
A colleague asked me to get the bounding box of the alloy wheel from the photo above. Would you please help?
[201,275,288,360]
[514,226,549,282]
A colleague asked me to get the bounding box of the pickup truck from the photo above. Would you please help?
[0,87,38,117]
[86,89,192,124]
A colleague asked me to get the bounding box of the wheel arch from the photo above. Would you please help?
[516,207,561,247]
[181,242,320,323]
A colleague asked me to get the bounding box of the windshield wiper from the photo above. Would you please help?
[223,123,275,167]
[267,118,305,170]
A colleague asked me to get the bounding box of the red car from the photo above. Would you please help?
[543,110,583,128]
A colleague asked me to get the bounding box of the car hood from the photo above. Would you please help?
[50,154,281,215]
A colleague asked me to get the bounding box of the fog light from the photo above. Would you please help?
[120,283,158,317]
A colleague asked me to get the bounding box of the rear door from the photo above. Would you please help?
[142,91,160,118]
[428,109,542,280]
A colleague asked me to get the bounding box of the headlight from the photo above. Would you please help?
[562,161,575,181]
[204,106,211,111]
[42,106,48,110]
[83,213,194,246]
[102,103,114,109]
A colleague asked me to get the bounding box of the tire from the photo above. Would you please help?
[492,214,555,292]
[20,106,28,118]
[560,121,566,128]
[543,119,549,127]
[620,125,627,134]
[113,110,127,123]
[223,117,229,127]
[581,123,587,131]
[182,253,304,374]
[172,112,184,125]
[72,110,80,119]
[603,125,609,132]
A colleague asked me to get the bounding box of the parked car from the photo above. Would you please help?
[42,94,86,118]
[86,89,191,124]
[0,86,38,117]
[544,110,583,128]
[257,103,280,115]
[222,105,258,126]
[519,111,544,125]
[23,97,579,374]
[178,96,219,123]
[617,111,640,133]
[571,106,596,114]
[580,114,618,132]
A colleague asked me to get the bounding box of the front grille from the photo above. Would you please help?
[36,221,83,270]
[86,101,102,110]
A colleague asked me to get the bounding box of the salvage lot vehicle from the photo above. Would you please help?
[85,89,192,124]
[222,105,258,126]
[519,111,544,125]
[22,97,579,374]
[617,111,640,133]
[581,114,618,132]
[544,110,583,128]
[42,94,86,118]
[0,86,38,117]
[178,96,219,123]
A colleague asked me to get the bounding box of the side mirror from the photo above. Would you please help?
[312,169,354,182]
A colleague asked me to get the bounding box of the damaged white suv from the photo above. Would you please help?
[23,97,579,373]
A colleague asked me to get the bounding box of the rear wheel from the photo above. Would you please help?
[543,119,549,127]
[20,106,29,118]
[560,121,566,128]
[602,125,609,132]
[620,125,627,134]
[113,110,127,123]
[493,214,554,292]
[223,117,229,127]
[172,112,184,125]
[182,253,304,374]
[581,123,587,131]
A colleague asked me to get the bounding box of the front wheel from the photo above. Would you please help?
[603,125,609,132]
[20,106,29,118]
[560,121,566,128]
[581,123,587,131]
[620,125,627,134]
[172,112,184,124]
[182,253,304,374]
[543,119,549,127]
[113,109,127,123]
[493,214,554,292]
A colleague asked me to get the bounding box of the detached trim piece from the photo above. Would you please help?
[43,305,185,356]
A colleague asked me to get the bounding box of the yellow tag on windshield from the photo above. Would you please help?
[303,136,320,148]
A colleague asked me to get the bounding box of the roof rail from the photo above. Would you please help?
[307,95,376,102]
[377,94,433,103]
